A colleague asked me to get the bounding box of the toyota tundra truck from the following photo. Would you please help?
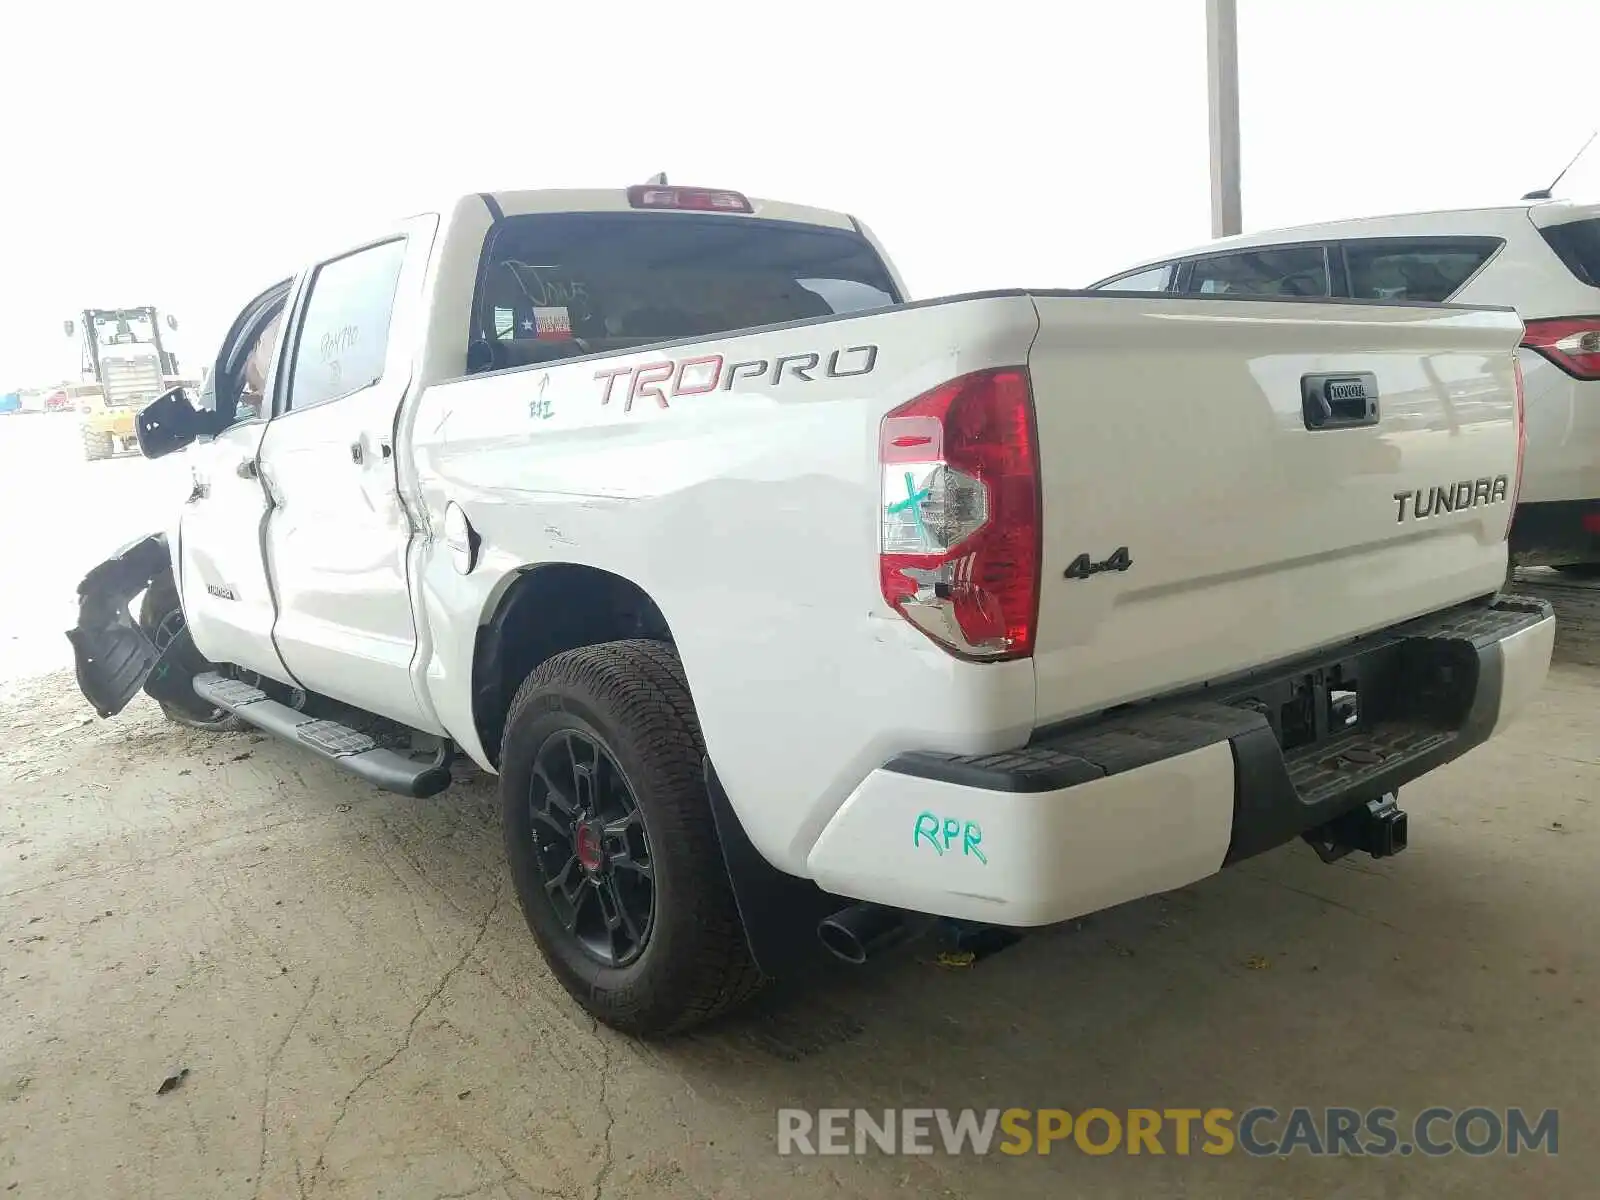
[67,182,1555,1036]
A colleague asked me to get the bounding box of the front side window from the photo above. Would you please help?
[1343,239,1501,302]
[1184,247,1331,298]
[1093,264,1172,292]
[232,312,285,423]
[195,283,291,428]
[468,213,901,373]
[285,238,407,411]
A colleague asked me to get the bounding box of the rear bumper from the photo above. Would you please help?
[805,597,1555,927]
[1510,499,1600,567]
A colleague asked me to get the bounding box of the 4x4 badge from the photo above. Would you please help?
[1064,547,1132,580]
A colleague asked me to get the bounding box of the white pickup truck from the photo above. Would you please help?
[69,182,1556,1036]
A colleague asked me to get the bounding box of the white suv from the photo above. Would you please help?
[1092,201,1600,574]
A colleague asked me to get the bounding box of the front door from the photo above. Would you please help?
[257,218,440,731]
[178,280,295,684]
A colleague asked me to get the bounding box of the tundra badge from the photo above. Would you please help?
[1393,475,1509,523]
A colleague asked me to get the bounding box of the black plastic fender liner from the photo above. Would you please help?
[65,532,174,719]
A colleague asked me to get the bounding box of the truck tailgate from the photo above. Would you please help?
[1026,294,1525,727]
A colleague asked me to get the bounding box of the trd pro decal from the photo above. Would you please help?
[594,343,879,412]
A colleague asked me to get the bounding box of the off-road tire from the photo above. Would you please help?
[500,639,762,1036]
[137,575,242,732]
[82,427,115,461]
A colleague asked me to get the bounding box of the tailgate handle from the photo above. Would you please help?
[1302,372,1379,431]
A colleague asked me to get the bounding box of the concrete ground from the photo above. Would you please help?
[1,414,1595,1198]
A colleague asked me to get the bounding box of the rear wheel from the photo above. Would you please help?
[81,427,114,461]
[499,639,761,1036]
[138,576,242,732]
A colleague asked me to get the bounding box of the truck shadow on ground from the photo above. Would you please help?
[5,574,1594,1197]
[358,716,1588,1115]
[321,738,1590,1197]
[292,569,1598,1114]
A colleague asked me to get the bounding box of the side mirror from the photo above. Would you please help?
[135,387,202,459]
[63,320,75,337]
[165,314,179,331]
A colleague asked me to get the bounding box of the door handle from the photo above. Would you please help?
[237,458,259,479]
[1301,372,1380,431]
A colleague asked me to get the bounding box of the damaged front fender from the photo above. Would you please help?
[65,533,187,719]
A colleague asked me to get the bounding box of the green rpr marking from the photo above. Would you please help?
[886,470,930,539]
[913,811,988,865]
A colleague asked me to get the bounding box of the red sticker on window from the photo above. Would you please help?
[532,306,572,340]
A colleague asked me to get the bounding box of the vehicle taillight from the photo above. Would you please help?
[878,368,1041,660]
[625,185,753,214]
[1520,316,1600,380]
[1509,355,1527,541]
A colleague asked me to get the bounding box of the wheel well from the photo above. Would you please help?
[472,564,674,766]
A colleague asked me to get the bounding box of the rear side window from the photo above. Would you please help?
[1182,247,1331,297]
[1538,218,1600,288]
[1343,238,1501,302]
[285,239,408,411]
[1093,264,1172,292]
[468,213,901,372]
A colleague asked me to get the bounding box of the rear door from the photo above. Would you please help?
[1025,293,1525,727]
[257,216,440,731]
[178,280,296,682]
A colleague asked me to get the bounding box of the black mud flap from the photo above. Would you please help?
[704,758,851,979]
[65,533,183,719]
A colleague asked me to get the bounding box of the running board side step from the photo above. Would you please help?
[192,672,454,798]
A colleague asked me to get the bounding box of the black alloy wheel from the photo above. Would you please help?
[527,728,655,968]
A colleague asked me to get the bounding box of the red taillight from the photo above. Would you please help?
[1520,316,1600,380]
[878,368,1041,660]
[625,185,753,214]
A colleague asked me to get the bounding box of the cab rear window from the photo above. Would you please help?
[1539,218,1600,288]
[1343,238,1502,302]
[468,212,900,373]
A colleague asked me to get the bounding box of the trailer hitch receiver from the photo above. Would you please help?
[1304,792,1409,863]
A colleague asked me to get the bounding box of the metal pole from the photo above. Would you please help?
[1206,0,1242,237]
